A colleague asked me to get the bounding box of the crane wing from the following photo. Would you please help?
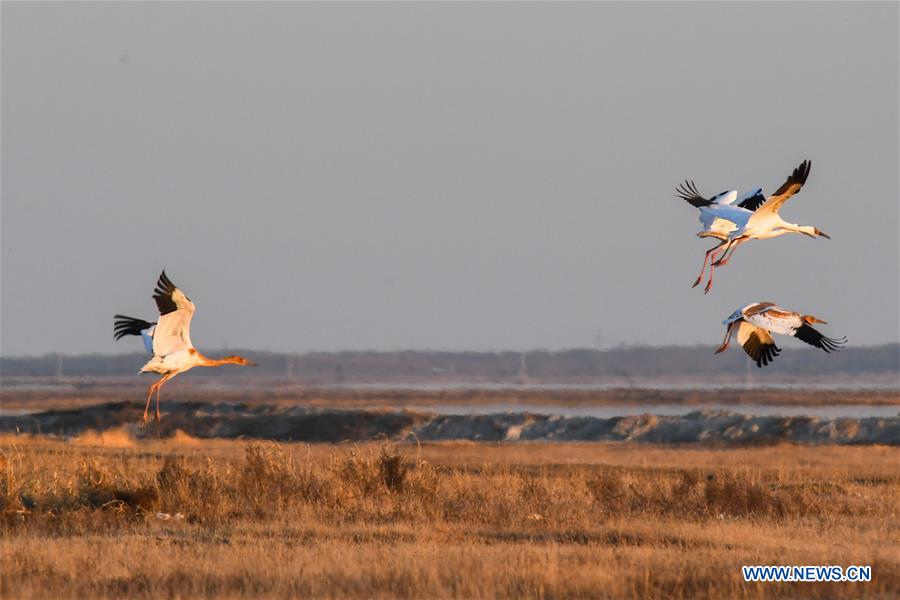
[736,188,767,211]
[736,321,781,367]
[742,302,777,317]
[792,324,847,353]
[711,190,738,205]
[744,306,803,336]
[113,315,157,355]
[755,160,812,215]
[698,204,752,237]
[675,180,712,208]
[113,315,156,340]
[154,270,194,315]
[704,216,738,239]
[150,271,195,357]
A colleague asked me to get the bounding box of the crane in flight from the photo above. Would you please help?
[114,270,256,426]
[715,302,846,367]
[676,160,830,293]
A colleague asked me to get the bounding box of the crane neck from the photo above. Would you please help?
[776,220,817,237]
[194,352,242,367]
[192,350,254,368]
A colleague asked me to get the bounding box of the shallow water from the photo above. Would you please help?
[334,381,899,392]
[406,403,900,419]
[0,408,38,417]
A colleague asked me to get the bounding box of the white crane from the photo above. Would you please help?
[114,270,256,426]
[715,302,846,367]
[676,160,830,293]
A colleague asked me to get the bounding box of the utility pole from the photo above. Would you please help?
[517,353,529,384]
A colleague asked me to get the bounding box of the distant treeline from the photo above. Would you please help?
[2,345,898,380]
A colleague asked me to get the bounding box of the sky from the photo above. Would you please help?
[2,2,898,356]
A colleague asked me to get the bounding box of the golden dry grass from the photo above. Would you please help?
[1,435,898,599]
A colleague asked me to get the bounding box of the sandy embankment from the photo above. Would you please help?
[0,401,897,445]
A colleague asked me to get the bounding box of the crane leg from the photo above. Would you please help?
[704,262,716,294]
[693,242,726,288]
[704,239,740,293]
[155,384,162,423]
[715,238,737,266]
[154,373,175,424]
[141,373,173,427]
[726,238,745,263]
[713,238,743,267]
[141,381,159,427]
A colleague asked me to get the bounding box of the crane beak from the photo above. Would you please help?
[815,228,830,239]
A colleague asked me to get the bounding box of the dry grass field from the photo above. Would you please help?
[2,433,898,599]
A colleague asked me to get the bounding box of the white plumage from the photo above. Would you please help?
[697,204,751,240]
[715,302,846,367]
[138,274,197,376]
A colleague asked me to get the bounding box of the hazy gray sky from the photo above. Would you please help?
[2,2,898,356]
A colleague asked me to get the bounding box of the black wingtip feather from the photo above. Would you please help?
[675,179,712,208]
[156,270,176,294]
[793,324,846,353]
[794,160,811,186]
[737,189,767,211]
[113,315,156,340]
[746,335,780,368]
[152,270,179,315]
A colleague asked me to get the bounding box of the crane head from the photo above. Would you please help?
[722,309,743,326]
